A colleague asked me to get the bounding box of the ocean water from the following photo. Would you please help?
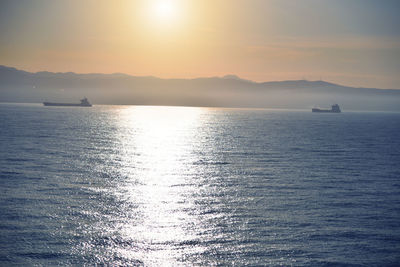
[1,103,400,266]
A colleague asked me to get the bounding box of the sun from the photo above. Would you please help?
[140,0,185,32]
[153,0,178,22]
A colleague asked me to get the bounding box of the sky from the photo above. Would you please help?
[0,0,399,89]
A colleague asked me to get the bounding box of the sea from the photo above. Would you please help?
[1,103,400,266]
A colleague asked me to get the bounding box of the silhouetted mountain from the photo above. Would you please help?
[222,74,255,83]
[1,65,399,111]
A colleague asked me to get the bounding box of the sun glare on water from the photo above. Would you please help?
[110,106,207,264]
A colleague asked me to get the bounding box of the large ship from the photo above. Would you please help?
[43,97,92,107]
[312,104,341,113]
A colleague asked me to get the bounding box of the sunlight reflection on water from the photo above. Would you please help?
[110,106,208,265]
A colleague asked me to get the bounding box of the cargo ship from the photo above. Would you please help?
[43,97,92,107]
[312,104,341,113]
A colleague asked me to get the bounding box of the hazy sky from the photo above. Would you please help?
[1,0,399,88]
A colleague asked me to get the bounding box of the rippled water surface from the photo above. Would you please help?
[1,103,400,266]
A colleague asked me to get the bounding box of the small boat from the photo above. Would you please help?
[43,97,92,107]
[312,104,341,113]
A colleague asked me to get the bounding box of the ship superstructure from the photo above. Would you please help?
[312,104,341,113]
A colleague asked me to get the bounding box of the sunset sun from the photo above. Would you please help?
[154,0,175,19]
[151,0,179,24]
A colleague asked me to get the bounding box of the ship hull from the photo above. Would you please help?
[43,102,92,107]
[312,108,340,113]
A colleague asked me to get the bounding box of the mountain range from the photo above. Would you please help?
[1,65,399,111]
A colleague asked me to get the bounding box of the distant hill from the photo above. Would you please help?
[1,65,399,111]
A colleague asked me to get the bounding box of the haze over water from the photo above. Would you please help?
[1,103,399,266]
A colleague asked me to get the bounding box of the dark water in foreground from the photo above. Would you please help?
[1,103,400,266]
